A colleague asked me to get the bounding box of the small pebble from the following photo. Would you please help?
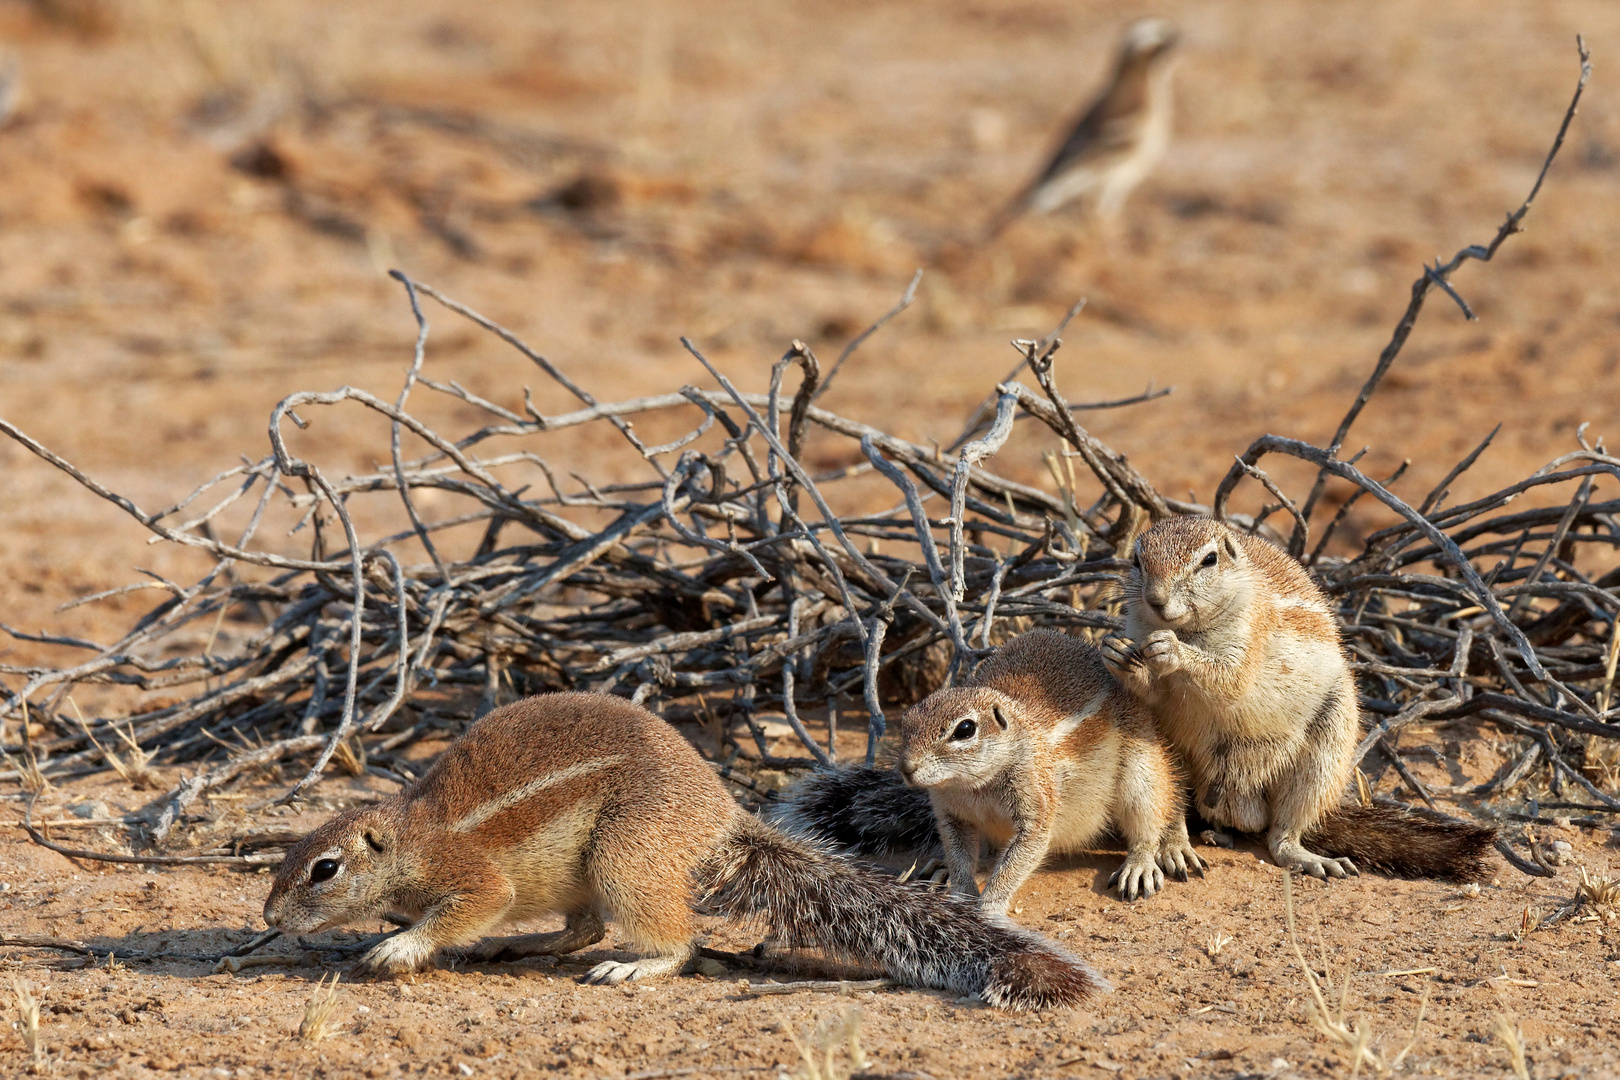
[695,957,728,978]
[1462,883,1481,898]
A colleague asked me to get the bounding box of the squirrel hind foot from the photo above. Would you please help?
[1271,839,1358,880]
[581,952,690,985]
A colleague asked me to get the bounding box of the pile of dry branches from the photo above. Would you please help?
[0,42,1609,876]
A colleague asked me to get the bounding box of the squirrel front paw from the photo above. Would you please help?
[1108,850,1165,901]
[1156,838,1208,882]
[1138,629,1184,676]
[357,930,437,975]
[1099,632,1142,678]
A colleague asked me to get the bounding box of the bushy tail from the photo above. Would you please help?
[699,817,1106,1011]
[769,766,940,858]
[1306,803,1496,883]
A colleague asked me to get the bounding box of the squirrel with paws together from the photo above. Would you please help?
[264,692,1104,1011]
[1101,516,1494,882]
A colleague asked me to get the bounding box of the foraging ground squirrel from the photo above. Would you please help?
[1101,516,1494,882]
[776,630,1204,915]
[264,692,1105,1010]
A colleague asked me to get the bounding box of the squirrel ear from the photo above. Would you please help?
[364,830,386,854]
[1222,535,1238,559]
[991,705,1009,731]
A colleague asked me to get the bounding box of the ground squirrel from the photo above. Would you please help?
[1101,516,1494,882]
[775,630,1203,915]
[264,692,1105,1010]
[988,17,1178,237]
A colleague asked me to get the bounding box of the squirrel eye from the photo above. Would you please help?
[310,858,341,884]
[950,718,977,741]
[1199,550,1218,569]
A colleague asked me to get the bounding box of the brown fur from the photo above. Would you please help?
[1107,516,1495,883]
[1307,804,1495,883]
[265,692,1105,1008]
[892,630,1201,913]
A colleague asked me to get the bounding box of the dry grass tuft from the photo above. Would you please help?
[331,737,366,778]
[1575,866,1620,910]
[297,972,345,1044]
[72,697,161,790]
[1492,1013,1532,1080]
[12,700,52,795]
[1512,906,1546,942]
[1204,931,1233,958]
[1282,872,1425,1077]
[785,1006,870,1080]
[11,978,45,1074]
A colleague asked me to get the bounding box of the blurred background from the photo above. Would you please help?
[0,0,1616,646]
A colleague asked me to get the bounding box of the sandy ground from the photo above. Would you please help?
[2,748,1618,1080]
[3,0,1620,1075]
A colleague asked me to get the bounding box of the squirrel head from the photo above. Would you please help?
[1127,516,1251,632]
[1120,17,1178,62]
[264,806,406,935]
[896,686,1022,790]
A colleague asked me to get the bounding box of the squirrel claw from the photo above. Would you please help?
[583,955,686,985]
[1111,855,1164,902]
[356,931,435,975]
[1275,843,1357,881]
[1138,629,1182,675]
[1099,633,1140,675]
[1157,842,1208,883]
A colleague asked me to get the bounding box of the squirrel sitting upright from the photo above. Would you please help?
[264,692,1105,1011]
[1101,515,1494,882]
[775,630,1203,914]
